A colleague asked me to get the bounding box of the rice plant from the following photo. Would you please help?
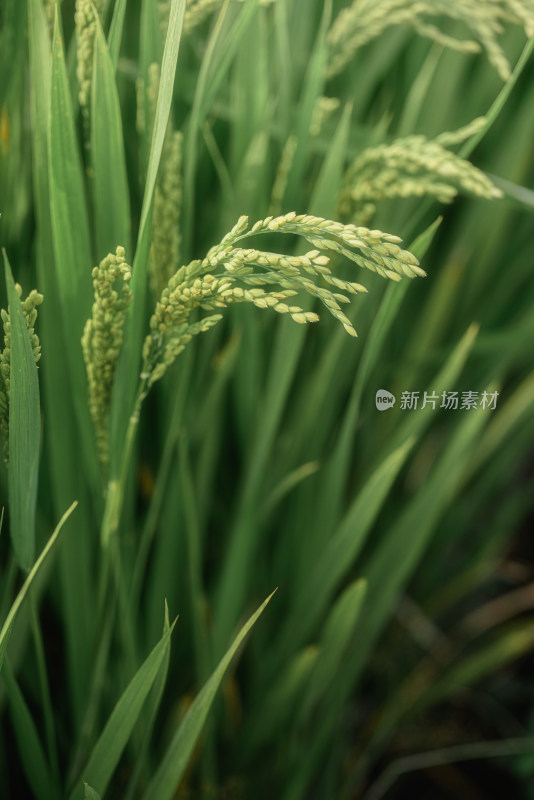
[1,0,534,798]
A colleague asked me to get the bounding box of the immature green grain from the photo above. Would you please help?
[339,121,502,223]
[0,286,43,463]
[75,0,104,112]
[82,247,132,468]
[327,0,534,79]
[140,212,424,386]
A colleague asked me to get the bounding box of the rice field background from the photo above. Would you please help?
[1,0,534,798]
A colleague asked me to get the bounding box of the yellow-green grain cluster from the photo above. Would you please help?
[75,0,104,112]
[141,212,424,386]
[340,119,502,223]
[82,246,132,468]
[328,0,534,79]
[0,286,43,463]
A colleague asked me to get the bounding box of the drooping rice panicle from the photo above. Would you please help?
[141,212,424,387]
[327,0,534,79]
[339,120,502,223]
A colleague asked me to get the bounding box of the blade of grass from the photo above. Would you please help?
[179,437,211,683]
[182,0,260,253]
[91,8,131,260]
[276,437,415,668]
[108,0,129,71]
[29,0,96,729]
[364,620,534,780]
[84,784,102,800]
[49,11,100,494]
[284,0,332,210]
[310,100,353,218]
[426,623,534,709]
[376,323,480,467]
[69,616,177,800]
[363,738,534,800]
[298,578,367,725]
[285,394,493,799]
[123,604,173,800]
[109,0,186,475]
[3,250,41,570]
[29,590,60,785]
[2,660,59,800]
[244,647,319,754]
[308,217,442,541]
[130,347,194,615]
[0,502,77,673]
[459,36,534,160]
[144,591,275,800]
[212,103,354,655]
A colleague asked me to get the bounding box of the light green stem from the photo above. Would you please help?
[100,379,148,549]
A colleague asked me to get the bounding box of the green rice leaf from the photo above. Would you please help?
[49,11,99,490]
[2,660,58,800]
[91,9,131,260]
[3,250,41,570]
[108,0,129,71]
[310,100,352,217]
[299,578,367,724]
[144,591,275,800]
[84,784,102,800]
[0,502,77,673]
[280,437,414,660]
[421,622,534,712]
[70,617,177,799]
[284,0,332,210]
[123,602,173,800]
[109,0,186,471]
[183,0,261,249]
[29,0,95,728]
[49,10,93,336]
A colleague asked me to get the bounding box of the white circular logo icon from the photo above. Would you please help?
[375,389,396,410]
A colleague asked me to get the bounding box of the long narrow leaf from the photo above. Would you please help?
[0,502,78,673]
[91,8,131,260]
[2,660,58,800]
[145,591,275,800]
[109,0,186,470]
[278,437,415,663]
[49,12,99,491]
[3,250,41,570]
[70,618,177,799]
[108,0,129,71]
